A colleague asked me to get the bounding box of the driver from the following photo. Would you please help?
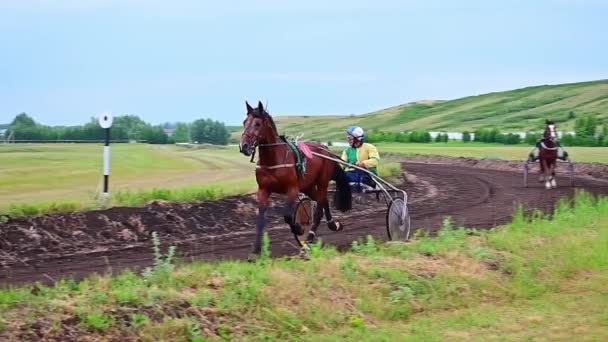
[341,126,380,185]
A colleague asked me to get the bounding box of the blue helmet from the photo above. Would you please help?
[346,126,365,142]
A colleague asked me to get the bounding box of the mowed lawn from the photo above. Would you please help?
[376,142,608,164]
[0,144,256,210]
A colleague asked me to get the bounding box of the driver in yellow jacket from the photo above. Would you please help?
[341,126,380,185]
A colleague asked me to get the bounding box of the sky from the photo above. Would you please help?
[1,0,607,126]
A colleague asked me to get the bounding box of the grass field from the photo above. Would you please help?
[273,80,608,140]
[375,142,608,164]
[0,143,257,213]
[0,191,606,340]
[0,143,402,215]
[2,142,607,214]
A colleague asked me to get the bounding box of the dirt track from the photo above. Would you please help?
[2,160,608,286]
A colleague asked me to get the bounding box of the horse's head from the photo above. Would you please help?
[544,120,557,140]
[240,100,277,156]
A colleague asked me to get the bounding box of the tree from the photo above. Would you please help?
[574,117,590,138]
[462,131,471,143]
[171,123,190,143]
[525,132,540,145]
[434,133,443,143]
[585,116,598,137]
[10,113,37,127]
[488,128,500,143]
[190,118,230,145]
[113,115,148,140]
[140,126,168,144]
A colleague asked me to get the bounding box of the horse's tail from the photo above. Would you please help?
[332,163,352,212]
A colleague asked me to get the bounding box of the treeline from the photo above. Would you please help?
[563,116,608,146]
[357,116,608,147]
[2,113,230,145]
[470,129,522,145]
[366,130,433,143]
[170,119,230,145]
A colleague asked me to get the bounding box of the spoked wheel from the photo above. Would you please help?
[293,196,316,248]
[386,197,411,241]
[568,161,575,187]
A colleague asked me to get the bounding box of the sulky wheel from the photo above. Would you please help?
[293,197,316,248]
[523,162,529,188]
[569,162,575,187]
[386,197,411,241]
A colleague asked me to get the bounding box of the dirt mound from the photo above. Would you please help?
[2,161,608,286]
[402,155,608,181]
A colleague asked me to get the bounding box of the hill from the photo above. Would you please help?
[271,80,608,140]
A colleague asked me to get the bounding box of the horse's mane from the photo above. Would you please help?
[252,107,278,133]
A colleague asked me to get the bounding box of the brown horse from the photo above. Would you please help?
[538,120,559,189]
[239,101,352,259]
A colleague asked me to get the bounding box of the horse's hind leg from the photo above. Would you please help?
[307,186,330,243]
[283,188,303,235]
[305,201,323,243]
[323,201,343,232]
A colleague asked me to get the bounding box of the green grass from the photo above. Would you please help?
[1,141,605,217]
[1,191,607,341]
[0,143,256,214]
[0,143,404,216]
[272,79,608,140]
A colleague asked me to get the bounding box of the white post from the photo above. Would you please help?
[99,113,113,199]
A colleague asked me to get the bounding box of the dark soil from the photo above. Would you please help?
[2,160,607,286]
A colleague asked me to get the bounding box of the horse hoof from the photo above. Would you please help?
[545,182,552,190]
[550,179,557,188]
[298,248,311,260]
[306,231,317,244]
[328,221,343,232]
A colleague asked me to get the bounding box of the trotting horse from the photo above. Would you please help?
[538,120,559,189]
[239,101,352,260]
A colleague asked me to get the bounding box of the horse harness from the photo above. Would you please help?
[253,137,308,176]
[539,140,559,151]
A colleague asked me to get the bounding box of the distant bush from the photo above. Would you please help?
[367,130,432,143]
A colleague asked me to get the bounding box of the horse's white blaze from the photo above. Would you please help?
[548,124,557,138]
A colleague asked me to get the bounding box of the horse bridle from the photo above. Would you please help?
[541,126,559,151]
[241,114,292,166]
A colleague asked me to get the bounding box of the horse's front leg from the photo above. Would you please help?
[249,188,270,261]
[541,159,552,190]
[539,155,546,183]
[550,161,557,188]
